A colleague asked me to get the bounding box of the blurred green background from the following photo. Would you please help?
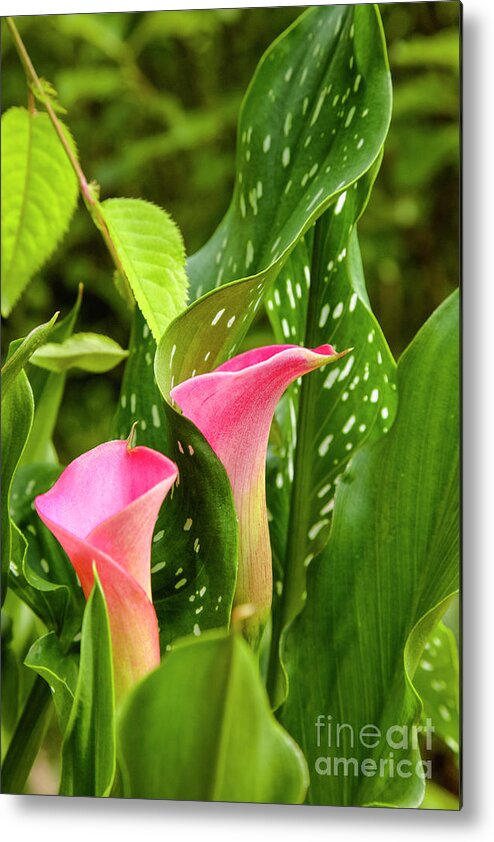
[2,3,460,464]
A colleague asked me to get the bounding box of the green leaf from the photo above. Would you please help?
[30,332,128,373]
[1,675,52,794]
[265,164,398,705]
[9,464,85,645]
[153,4,392,396]
[1,366,34,604]
[21,287,82,465]
[186,4,391,304]
[1,313,59,397]
[99,197,188,341]
[280,290,459,807]
[153,3,393,704]
[421,780,460,811]
[1,607,26,738]
[117,3,392,654]
[25,631,79,735]
[1,107,78,316]
[113,310,238,651]
[414,621,460,758]
[118,630,308,803]
[60,572,116,797]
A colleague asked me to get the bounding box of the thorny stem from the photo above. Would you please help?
[6,17,127,282]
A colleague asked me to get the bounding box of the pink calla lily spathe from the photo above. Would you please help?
[171,343,340,639]
[35,440,177,698]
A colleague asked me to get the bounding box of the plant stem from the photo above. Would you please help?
[1,675,52,794]
[5,17,128,282]
[6,17,93,204]
[266,214,328,707]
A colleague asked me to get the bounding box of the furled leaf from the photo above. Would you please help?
[414,620,460,758]
[281,290,459,808]
[118,630,308,803]
[25,631,79,735]
[30,332,128,373]
[1,313,59,397]
[1,321,45,602]
[1,107,78,316]
[9,464,85,646]
[21,288,82,465]
[99,197,188,341]
[60,572,116,797]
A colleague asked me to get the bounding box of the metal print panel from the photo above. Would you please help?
[1,1,461,809]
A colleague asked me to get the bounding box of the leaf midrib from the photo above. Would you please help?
[6,110,34,288]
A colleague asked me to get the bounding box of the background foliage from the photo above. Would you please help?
[1,3,460,801]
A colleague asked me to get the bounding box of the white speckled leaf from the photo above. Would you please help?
[118,3,392,652]
[413,620,460,759]
[154,4,391,397]
[265,162,398,679]
[281,291,459,807]
[186,4,391,303]
[113,311,238,651]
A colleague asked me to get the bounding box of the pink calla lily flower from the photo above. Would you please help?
[35,440,177,698]
[171,343,340,640]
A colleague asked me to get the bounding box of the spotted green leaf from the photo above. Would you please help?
[99,197,188,341]
[186,5,391,305]
[155,3,392,699]
[30,332,128,373]
[414,620,460,758]
[280,291,459,807]
[60,572,116,797]
[154,3,391,396]
[113,311,238,650]
[265,163,398,704]
[118,3,391,650]
[1,108,78,316]
[118,630,308,803]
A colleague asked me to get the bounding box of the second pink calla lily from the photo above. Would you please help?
[35,440,177,698]
[171,343,343,641]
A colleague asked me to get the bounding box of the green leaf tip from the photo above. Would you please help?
[99,197,189,342]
